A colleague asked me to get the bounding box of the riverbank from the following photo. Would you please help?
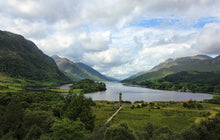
[121,80,220,95]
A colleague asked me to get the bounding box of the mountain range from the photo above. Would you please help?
[122,54,220,93]
[52,55,118,82]
[123,55,220,83]
[0,30,71,86]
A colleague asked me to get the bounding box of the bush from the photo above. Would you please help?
[182,128,200,140]
[183,100,203,110]
[104,123,138,140]
[51,118,87,140]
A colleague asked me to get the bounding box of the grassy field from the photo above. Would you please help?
[92,101,120,127]
[92,101,220,132]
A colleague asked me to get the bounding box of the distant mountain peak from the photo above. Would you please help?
[151,54,212,72]
[52,55,118,81]
[51,55,61,61]
[192,54,212,60]
[122,54,220,83]
[214,55,220,60]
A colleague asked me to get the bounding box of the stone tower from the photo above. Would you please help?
[119,92,122,106]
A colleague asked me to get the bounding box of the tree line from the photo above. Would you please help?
[132,71,220,94]
[69,79,106,93]
[0,91,96,139]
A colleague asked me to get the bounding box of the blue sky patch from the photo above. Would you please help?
[193,17,219,28]
[129,17,219,29]
[129,18,180,28]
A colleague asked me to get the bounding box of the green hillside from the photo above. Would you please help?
[160,71,220,85]
[77,62,110,81]
[0,30,71,87]
[123,55,220,83]
[52,55,115,81]
[122,55,220,94]
[133,71,220,94]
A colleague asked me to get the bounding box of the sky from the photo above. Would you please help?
[1,0,220,80]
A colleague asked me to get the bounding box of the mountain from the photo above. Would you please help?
[104,75,119,82]
[122,55,220,83]
[124,71,146,81]
[159,71,220,85]
[76,63,109,80]
[0,30,71,85]
[150,55,212,72]
[122,55,220,94]
[52,55,117,81]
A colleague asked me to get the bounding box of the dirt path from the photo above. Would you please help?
[104,107,122,125]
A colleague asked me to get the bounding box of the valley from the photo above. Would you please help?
[0,30,219,140]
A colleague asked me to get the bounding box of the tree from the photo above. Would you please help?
[69,79,106,93]
[24,125,42,140]
[104,123,138,140]
[51,118,87,140]
[22,111,55,134]
[63,93,95,131]
[0,99,24,139]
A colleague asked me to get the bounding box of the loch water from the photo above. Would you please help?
[58,82,214,102]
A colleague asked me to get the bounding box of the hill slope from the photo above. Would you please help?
[122,55,220,94]
[52,55,115,81]
[76,62,113,81]
[123,55,220,83]
[0,30,71,86]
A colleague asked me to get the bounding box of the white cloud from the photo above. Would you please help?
[37,32,74,54]
[194,23,220,54]
[78,31,111,51]
[82,47,134,69]
[1,0,220,79]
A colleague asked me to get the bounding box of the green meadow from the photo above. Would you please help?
[92,101,220,132]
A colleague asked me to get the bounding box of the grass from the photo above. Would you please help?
[92,101,220,132]
[46,89,69,93]
[46,88,83,93]
[92,101,120,127]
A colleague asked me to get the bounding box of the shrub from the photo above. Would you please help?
[104,123,138,140]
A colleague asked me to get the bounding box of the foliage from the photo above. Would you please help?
[24,124,42,140]
[183,100,204,110]
[0,91,220,140]
[124,71,220,94]
[0,99,24,139]
[69,79,106,93]
[104,123,138,140]
[0,91,95,139]
[51,118,87,140]
[63,93,96,131]
[22,111,55,134]
[181,113,220,140]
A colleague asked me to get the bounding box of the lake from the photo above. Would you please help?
[59,82,214,102]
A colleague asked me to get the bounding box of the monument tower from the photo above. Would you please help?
[119,92,122,106]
